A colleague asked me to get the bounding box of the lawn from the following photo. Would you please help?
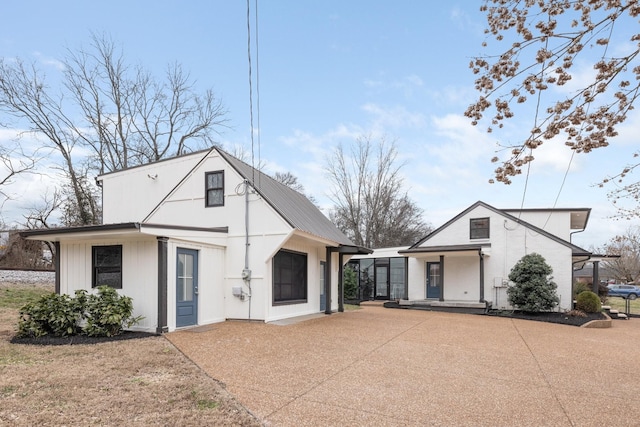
[605,296,640,316]
[0,283,262,426]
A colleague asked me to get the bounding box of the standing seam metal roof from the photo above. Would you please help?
[217,149,355,246]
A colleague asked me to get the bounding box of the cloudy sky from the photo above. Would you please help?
[0,1,638,248]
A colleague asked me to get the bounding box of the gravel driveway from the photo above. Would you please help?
[0,269,55,287]
[167,306,640,426]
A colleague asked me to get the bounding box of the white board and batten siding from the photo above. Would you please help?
[58,237,158,332]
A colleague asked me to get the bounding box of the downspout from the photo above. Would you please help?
[570,227,589,302]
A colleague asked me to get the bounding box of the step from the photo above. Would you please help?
[617,313,629,319]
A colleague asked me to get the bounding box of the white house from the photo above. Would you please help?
[348,201,593,312]
[22,147,370,333]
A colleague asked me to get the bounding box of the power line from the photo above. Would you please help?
[246,0,255,185]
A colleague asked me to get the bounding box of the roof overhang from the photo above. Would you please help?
[21,223,228,242]
[570,209,591,230]
[399,244,490,257]
[333,245,373,255]
[502,207,591,230]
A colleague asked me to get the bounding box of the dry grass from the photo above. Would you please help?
[605,296,640,316]
[0,282,262,426]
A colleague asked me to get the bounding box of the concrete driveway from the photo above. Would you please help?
[166,306,640,426]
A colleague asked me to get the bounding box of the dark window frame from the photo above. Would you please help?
[272,249,308,305]
[92,245,123,289]
[205,170,225,207]
[470,217,490,239]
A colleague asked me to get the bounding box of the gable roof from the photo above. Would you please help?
[216,148,357,247]
[407,201,590,256]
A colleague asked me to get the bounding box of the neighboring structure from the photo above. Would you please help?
[22,147,370,333]
[350,201,593,312]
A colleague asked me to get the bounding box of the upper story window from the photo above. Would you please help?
[92,245,122,289]
[205,171,224,207]
[470,217,490,239]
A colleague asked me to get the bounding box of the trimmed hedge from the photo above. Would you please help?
[575,291,601,313]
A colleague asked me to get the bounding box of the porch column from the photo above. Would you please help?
[479,251,485,303]
[325,247,332,315]
[338,253,344,312]
[439,255,445,302]
[54,241,60,294]
[157,236,169,334]
[592,261,600,294]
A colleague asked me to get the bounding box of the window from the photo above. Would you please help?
[205,171,224,207]
[470,217,490,239]
[273,250,307,304]
[92,245,122,289]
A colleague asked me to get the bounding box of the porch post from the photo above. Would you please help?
[325,247,332,315]
[439,255,445,302]
[338,252,344,312]
[54,241,61,294]
[157,236,169,334]
[479,251,485,303]
[592,261,600,294]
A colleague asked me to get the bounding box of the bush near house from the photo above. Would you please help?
[573,281,609,303]
[343,265,358,300]
[17,286,142,338]
[507,253,560,312]
[575,291,601,313]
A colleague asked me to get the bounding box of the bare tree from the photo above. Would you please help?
[467,1,640,207]
[601,226,640,284]
[325,136,431,249]
[0,145,38,205]
[0,58,96,224]
[65,34,228,172]
[0,33,227,225]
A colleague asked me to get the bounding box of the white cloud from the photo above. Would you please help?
[361,103,426,130]
[32,51,65,71]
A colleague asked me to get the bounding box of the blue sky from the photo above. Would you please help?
[1,1,638,248]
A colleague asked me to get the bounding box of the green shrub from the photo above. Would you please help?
[575,291,601,313]
[17,286,142,338]
[573,281,590,298]
[507,253,559,312]
[343,265,358,300]
[17,292,85,338]
[84,286,142,337]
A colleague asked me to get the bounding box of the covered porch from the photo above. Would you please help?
[398,244,492,310]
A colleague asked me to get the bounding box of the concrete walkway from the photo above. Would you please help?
[166,307,640,426]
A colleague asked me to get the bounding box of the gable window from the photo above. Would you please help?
[273,249,307,304]
[470,217,490,239]
[92,245,122,289]
[205,171,224,207]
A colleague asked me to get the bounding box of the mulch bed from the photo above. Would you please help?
[486,310,607,326]
[10,331,157,346]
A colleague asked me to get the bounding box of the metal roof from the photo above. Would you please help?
[218,149,356,247]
